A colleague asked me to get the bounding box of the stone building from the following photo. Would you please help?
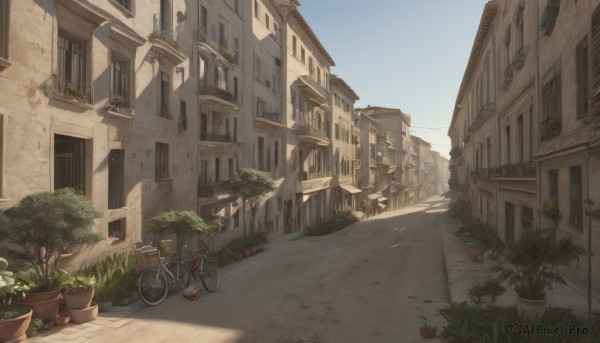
[330,75,361,212]
[449,0,600,291]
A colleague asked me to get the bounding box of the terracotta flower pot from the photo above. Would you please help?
[468,245,484,262]
[257,245,265,253]
[250,246,257,255]
[54,313,70,326]
[0,307,32,343]
[14,291,61,322]
[63,287,94,310]
[68,302,98,324]
[233,252,243,261]
[242,248,251,258]
[419,327,437,339]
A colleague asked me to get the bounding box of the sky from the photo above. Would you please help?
[298,0,489,158]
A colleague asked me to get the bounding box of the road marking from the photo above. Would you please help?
[393,225,407,232]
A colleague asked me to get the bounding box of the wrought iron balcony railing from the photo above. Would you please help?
[53,75,94,104]
[199,132,232,143]
[199,85,234,103]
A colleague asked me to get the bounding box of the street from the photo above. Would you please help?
[86,197,450,343]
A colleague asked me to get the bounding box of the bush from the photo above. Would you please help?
[304,211,358,236]
[26,314,44,337]
[446,199,472,224]
[214,246,233,268]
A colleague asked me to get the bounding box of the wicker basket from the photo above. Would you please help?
[135,246,159,271]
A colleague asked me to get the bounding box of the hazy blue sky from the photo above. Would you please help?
[298,0,489,158]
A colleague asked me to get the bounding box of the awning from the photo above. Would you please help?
[378,204,387,210]
[367,192,383,200]
[340,184,361,194]
[378,197,388,202]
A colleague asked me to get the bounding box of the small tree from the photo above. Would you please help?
[220,169,275,237]
[0,188,103,292]
[146,211,216,252]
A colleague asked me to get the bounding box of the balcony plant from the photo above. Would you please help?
[540,117,561,141]
[542,197,561,223]
[0,257,33,343]
[492,228,584,320]
[66,84,86,103]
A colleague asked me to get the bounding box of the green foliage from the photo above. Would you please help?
[147,211,216,252]
[82,250,137,303]
[66,85,85,99]
[25,314,44,337]
[62,274,96,292]
[454,222,504,257]
[220,169,275,235]
[492,228,584,300]
[542,197,561,222]
[419,315,437,330]
[214,246,233,268]
[0,257,29,309]
[446,199,472,224]
[468,279,505,309]
[0,188,103,292]
[304,211,358,236]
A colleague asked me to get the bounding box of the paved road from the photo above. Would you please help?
[86,197,450,343]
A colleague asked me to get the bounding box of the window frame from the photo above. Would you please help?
[155,142,170,179]
[108,149,125,209]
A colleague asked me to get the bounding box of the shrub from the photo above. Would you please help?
[446,199,472,224]
[304,211,358,236]
[214,246,233,268]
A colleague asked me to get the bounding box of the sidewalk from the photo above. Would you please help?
[438,214,600,318]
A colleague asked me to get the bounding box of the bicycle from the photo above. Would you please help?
[135,242,192,306]
[187,247,220,292]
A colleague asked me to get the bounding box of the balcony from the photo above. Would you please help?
[198,28,237,66]
[297,119,329,146]
[198,184,233,200]
[297,172,333,194]
[254,110,285,132]
[199,132,232,143]
[376,156,393,166]
[198,85,238,111]
[470,168,491,180]
[105,96,135,119]
[490,162,536,179]
[150,14,186,65]
[51,76,94,111]
[298,75,328,103]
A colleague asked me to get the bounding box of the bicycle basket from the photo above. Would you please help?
[135,246,159,271]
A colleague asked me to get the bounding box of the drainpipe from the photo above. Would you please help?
[534,0,542,232]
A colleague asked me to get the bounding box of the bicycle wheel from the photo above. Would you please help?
[138,269,168,306]
[168,261,191,289]
[200,257,220,292]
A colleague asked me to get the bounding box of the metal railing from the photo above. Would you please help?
[299,75,329,97]
[470,162,536,180]
[152,14,179,51]
[199,132,232,143]
[199,85,234,103]
[53,75,94,104]
[297,119,328,140]
[255,111,282,124]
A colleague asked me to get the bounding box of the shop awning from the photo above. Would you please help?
[378,197,388,202]
[340,184,362,194]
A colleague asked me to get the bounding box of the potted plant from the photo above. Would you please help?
[54,311,70,326]
[0,257,33,343]
[0,188,103,321]
[419,315,437,339]
[492,228,584,320]
[65,85,86,103]
[67,301,98,323]
[62,275,95,310]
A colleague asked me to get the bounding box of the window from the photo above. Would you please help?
[0,0,9,62]
[549,169,558,198]
[541,60,562,122]
[111,57,130,105]
[228,158,234,178]
[301,47,305,64]
[233,117,238,142]
[522,206,533,231]
[515,3,524,52]
[505,202,515,242]
[570,167,582,230]
[219,16,227,47]
[334,94,341,107]
[57,34,88,100]
[335,124,340,140]
[199,5,208,35]
[160,0,172,33]
[108,149,124,209]
[108,219,125,239]
[178,101,187,133]
[54,134,86,194]
[159,71,170,118]
[255,56,262,82]
[576,37,589,119]
[292,35,297,57]
[308,57,314,76]
[517,115,523,162]
[505,125,511,164]
[265,14,269,30]
[254,0,259,18]
[258,137,265,171]
[215,157,220,182]
[233,77,238,101]
[114,0,132,12]
[155,142,169,179]
[291,86,297,118]
[274,141,279,168]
